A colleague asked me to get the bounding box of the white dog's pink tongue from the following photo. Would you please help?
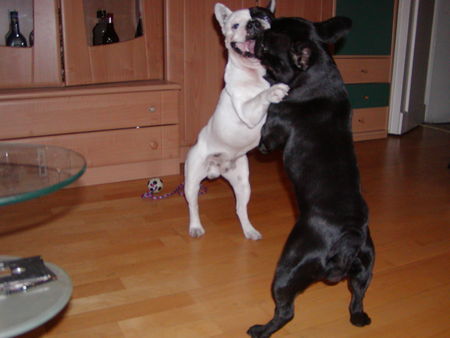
[236,40,255,55]
[246,40,256,54]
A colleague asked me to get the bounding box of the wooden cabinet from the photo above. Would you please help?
[0,0,165,88]
[0,0,180,186]
[0,81,180,186]
[335,0,397,141]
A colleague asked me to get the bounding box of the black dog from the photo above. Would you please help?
[247,17,375,337]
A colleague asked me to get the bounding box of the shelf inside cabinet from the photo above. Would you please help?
[62,0,164,86]
[83,0,143,46]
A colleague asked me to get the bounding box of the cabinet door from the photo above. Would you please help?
[0,0,62,88]
[335,0,395,55]
[61,0,164,86]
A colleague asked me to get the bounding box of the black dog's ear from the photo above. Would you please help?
[314,16,352,44]
[291,43,312,71]
[266,0,276,13]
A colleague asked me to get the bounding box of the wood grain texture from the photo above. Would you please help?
[352,107,388,136]
[1,126,449,337]
[0,89,179,139]
[335,57,391,83]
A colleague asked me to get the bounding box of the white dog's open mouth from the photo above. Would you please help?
[231,40,256,58]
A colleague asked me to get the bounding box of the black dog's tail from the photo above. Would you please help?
[325,230,363,283]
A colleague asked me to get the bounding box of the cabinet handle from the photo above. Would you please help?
[149,141,159,150]
[148,106,157,113]
[358,118,365,124]
[363,95,369,100]
[361,69,369,74]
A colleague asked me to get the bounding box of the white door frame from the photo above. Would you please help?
[389,0,417,135]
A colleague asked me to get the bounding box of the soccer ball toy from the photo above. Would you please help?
[147,178,164,194]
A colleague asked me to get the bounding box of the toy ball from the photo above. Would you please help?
[147,178,164,193]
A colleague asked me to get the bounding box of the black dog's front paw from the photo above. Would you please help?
[247,324,270,338]
[350,312,371,327]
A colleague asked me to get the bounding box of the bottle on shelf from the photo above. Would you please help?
[29,30,34,47]
[102,13,119,44]
[92,9,107,46]
[5,10,27,47]
[135,16,143,38]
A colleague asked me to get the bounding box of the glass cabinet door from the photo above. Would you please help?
[0,0,62,88]
[61,0,164,86]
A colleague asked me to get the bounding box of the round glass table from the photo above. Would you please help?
[0,143,86,338]
[0,143,86,206]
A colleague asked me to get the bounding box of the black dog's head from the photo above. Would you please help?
[255,16,351,84]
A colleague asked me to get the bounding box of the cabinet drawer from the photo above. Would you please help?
[14,125,179,168]
[336,57,390,83]
[352,107,388,133]
[346,83,390,109]
[0,90,178,140]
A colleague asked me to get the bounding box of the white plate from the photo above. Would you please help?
[0,256,72,338]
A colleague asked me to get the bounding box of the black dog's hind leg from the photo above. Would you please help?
[248,231,318,337]
[348,237,374,326]
[248,273,314,338]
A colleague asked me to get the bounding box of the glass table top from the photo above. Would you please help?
[0,143,86,206]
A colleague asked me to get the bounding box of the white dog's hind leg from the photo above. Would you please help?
[184,147,208,238]
[223,155,262,240]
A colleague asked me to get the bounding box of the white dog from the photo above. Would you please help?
[184,1,289,240]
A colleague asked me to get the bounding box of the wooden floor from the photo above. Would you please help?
[1,126,449,338]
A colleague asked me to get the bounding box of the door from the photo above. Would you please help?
[389,0,435,134]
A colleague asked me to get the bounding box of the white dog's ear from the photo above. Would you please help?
[267,0,276,13]
[214,3,232,29]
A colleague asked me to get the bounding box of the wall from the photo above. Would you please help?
[424,0,450,123]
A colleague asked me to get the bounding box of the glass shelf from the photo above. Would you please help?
[0,143,86,206]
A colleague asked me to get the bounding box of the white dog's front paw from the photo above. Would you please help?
[189,226,206,238]
[244,228,263,241]
[266,83,289,104]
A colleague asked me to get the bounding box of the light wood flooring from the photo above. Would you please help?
[1,126,449,337]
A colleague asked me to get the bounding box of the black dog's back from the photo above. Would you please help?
[248,16,375,338]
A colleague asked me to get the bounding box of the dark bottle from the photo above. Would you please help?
[135,17,143,38]
[92,9,107,46]
[5,10,27,47]
[102,13,119,44]
[29,30,34,47]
